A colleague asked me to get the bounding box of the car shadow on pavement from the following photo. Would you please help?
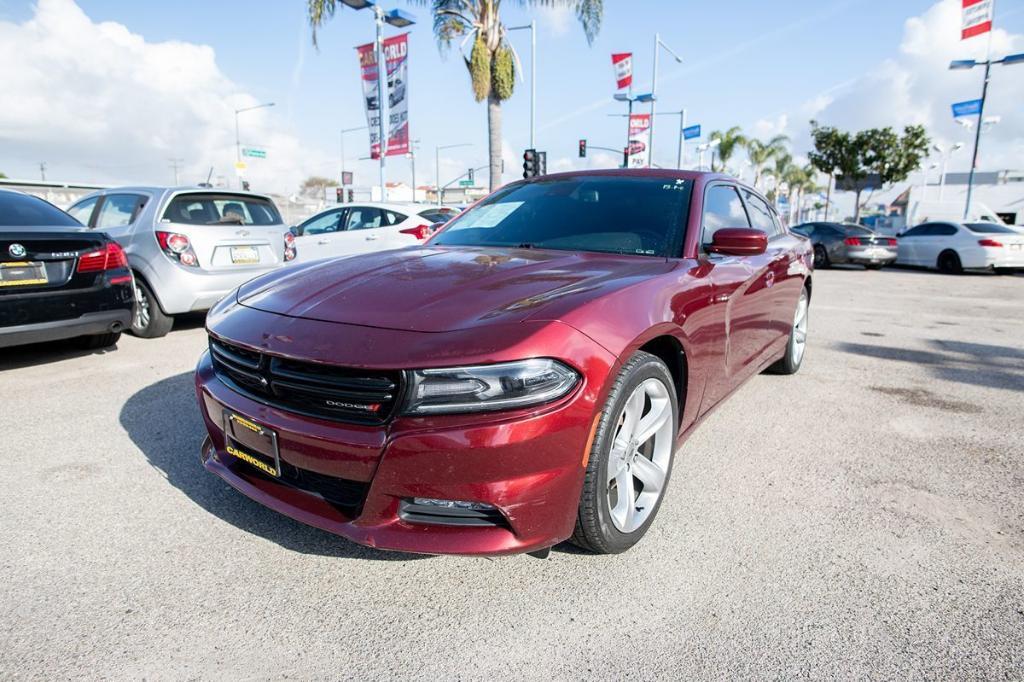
[119,371,427,561]
[834,339,1024,393]
[0,338,122,371]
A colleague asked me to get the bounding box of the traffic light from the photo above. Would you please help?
[579,139,587,158]
[468,167,475,184]
[536,151,547,177]
[522,149,537,179]
[347,189,355,202]
[335,187,343,203]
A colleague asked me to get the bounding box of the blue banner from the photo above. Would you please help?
[683,124,701,140]
[951,99,982,118]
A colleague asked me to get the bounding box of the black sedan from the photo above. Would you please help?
[1,189,134,350]
[791,221,898,270]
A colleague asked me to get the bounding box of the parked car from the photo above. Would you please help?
[68,187,295,338]
[896,220,1024,274]
[1,189,133,349]
[291,202,454,262]
[195,170,812,557]
[791,222,897,269]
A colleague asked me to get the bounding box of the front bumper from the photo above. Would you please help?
[195,343,605,556]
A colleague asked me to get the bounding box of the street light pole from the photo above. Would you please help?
[435,142,473,205]
[649,34,682,167]
[507,20,537,150]
[340,125,369,181]
[234,101,275,188]
[374,5,389,202]
[948,50,1023,219]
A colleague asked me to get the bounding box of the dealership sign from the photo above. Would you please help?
[951,98,983,117]
[627,114,651,168]
[961,0,993,39]
[356,33,410,159]
[611,53,633,90]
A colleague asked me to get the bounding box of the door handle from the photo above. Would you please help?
[317,239,329,245]
[365,235,378,241]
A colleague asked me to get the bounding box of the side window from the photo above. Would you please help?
[934,224,958,236]
[94,194,143,229]
[67,196,99,226]
[901,225,927,237]
[345,208,384,230]
[300,210,344,235]
[382,210,407,226]
[701,185,749,246]
[742,191,777,237]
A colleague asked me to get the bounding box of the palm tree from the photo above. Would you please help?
[744,134,788,190]
[307,1,602,193]
[708,126,746,173]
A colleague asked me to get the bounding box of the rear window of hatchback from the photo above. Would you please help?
[161,193,282,226]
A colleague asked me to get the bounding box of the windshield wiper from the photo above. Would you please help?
[515,242,537,249]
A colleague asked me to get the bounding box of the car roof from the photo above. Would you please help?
[85,186,275,202]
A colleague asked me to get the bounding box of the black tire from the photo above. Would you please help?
[766,285,809,376]
[813,244,830,269]
[937,250,963,275]
[864,263,884,270]
[131,278,174,338]
[571,351,679,554]
[78,332,121,349]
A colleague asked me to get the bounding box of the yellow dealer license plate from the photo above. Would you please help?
[230,246,259,264]
[0,261,48,287]
[223,412,281,477]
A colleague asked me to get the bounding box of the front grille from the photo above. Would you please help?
[209,336,403,424]
[233,457,369,514]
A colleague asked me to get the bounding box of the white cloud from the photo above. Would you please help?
[0,0,326,193]
[798,0,1024,172]
[536,6,573,36]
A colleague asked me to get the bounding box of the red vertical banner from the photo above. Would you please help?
[611,53,633,90]
[357,33,410,159]
[961,0,993,39]
[627,114,651,168]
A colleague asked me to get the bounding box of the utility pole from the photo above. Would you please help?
[649,34,682,166]
[168,158,184,185]
[39,162,47,181]
[508,20,537,150]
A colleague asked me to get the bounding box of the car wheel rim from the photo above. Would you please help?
[814,247,826,267]
[606,378,674,534]
[134,286,150,331]
[792,289,809,365]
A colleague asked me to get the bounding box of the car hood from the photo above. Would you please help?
[237,246,670,333]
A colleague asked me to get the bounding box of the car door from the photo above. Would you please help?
[339,206,394,255]
[697,183,766,412]
[896,224,927,264]
[67,196,100,226]
[92,193,146,242]
[293,208,347,261]
[741,190,793,356]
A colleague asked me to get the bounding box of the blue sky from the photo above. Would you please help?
[0,0,1022,192]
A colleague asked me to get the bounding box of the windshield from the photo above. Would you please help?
[0,192,81,227]
[430,176,692,257]
[161,193,282,226]
[965,222,1016,234]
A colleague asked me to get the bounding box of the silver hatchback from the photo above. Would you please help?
[68,187,295,337]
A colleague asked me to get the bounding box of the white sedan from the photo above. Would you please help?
[896,221,1024,274]
[291,203,459,262]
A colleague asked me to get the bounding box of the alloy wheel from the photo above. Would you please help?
[606,378,674,533]
[134,285,151,332]
[792,288,809,365]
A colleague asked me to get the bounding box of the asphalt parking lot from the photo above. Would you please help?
[1,267,1022,679]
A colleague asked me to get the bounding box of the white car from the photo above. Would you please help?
[896,221,1024,274]
[290,203,459,262]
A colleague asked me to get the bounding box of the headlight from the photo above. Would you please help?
[404,359,579,415]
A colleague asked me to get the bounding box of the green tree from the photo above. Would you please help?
[299,175,339,198]
[307,0,602,192]
[708,126,747,173]
[744,134,788,189]
[809,121,929,223]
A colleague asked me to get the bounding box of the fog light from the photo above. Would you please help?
[413,497,495,511]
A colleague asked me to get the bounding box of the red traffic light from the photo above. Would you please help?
[578,139,587,158]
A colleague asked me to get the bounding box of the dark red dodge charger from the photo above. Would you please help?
[195,170,812,556]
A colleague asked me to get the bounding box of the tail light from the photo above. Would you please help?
[77,242,129,273]
[400,223,432,241]
[978,238,1003,247]
[886,238,898,246]
[156,231,199,267]
[284,231,296,262]
[844,237,862,246]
